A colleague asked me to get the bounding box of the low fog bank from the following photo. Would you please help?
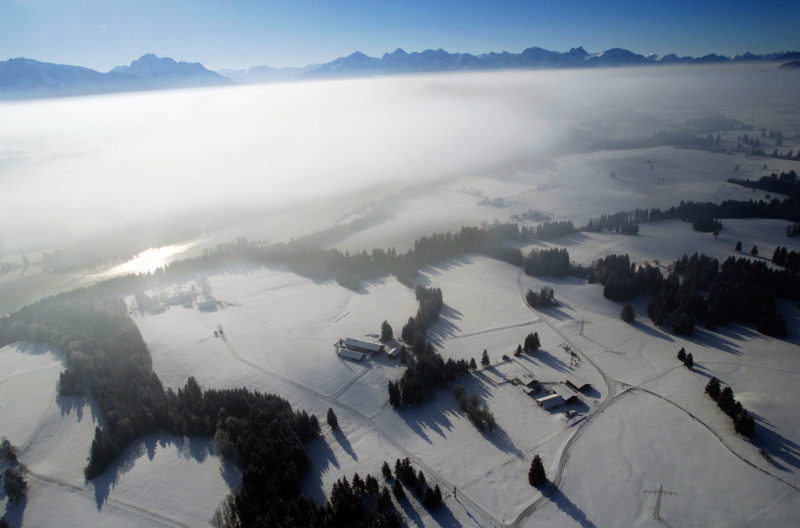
[0,62,797,255]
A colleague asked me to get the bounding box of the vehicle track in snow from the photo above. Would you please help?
[192,305,506,527]
[25,470,193,528]
[511,268,800,527]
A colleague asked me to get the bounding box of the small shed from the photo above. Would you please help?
[536,393,564,410]
[386,347,400,358]
[565,375,591,392]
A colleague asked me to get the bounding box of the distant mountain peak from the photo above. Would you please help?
[0,53,230,99]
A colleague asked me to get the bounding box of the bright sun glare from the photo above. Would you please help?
[100,241,199,276]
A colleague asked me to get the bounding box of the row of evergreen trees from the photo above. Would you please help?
[390,286,471,406]
[583,254,664,302]
[523,248,571,278]
[704,378,756,439]
[772,246,800,272]
[728,170,799,197]
[390,458,443,508]
[526,287,556,308]
[453,385,495,431]
[648,253,796,337]
[1,439,26,506]
[577,249,797,338]
[0,293,401,528]
[585,192,800,239]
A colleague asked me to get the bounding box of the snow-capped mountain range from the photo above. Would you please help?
[2,47,799,99]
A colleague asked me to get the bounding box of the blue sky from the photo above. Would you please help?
[1,0,797,71]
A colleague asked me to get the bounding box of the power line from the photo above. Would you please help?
[642,484,678,521]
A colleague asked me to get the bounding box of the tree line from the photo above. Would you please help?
[728,170,800,197]
[704,377,755,438]
[389,286,471,407]
[0,294,416,527]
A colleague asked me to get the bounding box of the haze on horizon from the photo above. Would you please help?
[1,62,797,256]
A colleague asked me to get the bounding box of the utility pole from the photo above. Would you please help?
[642,484,678,521]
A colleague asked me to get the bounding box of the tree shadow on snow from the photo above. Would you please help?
[776,303,800,346]
[481,424,525,460]
[332,428,358,462]
[686,363,716,380]
[547,487,598,528]
[429,501,461,528]
[630,321,675,342]
[300,436,339,505]
[14,341,55,356]
[426,306,463,348]
[90,432,215,511]
[421,256,475,278]
[4,494,27,528]
[57,395,102,423]
[689,327,742,355]
[750,417,800,472]
[398,494,425,528]
[219,457,242,490]
[538,305,573,322]
[522,349,571,373]
[550,232,591,246]
[397,400,459,445]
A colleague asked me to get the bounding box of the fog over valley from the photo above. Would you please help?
[2,62,796,255]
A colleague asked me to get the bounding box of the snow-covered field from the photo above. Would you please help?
[9,205,800,526]
[3,65,800,526]
[0,343,236,527]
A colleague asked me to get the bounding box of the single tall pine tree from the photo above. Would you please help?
[327,407,339,430]
[621,303,635,322]
[380,320,393,342]
[528,455,547,487]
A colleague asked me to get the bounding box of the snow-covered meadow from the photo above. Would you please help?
[2,63,800,526]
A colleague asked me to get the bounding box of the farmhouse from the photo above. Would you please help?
[536,393,564,410]
[343,338,385,354]
[552,384,579,404]
[565,375,592,392]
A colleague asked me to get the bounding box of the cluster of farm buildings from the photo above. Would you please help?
[335,338,399,361]
[482,363,593,412]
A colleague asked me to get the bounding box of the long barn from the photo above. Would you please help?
[343,338,385,354]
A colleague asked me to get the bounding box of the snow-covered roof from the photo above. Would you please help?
[536,394,564,409]
[566,375,590,391]
[336,346,365,361]
[344,338,384,353]
[552,384,578,402]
